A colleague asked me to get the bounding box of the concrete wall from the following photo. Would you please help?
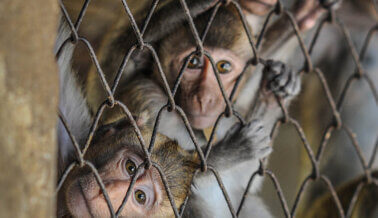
[0,0,59,217]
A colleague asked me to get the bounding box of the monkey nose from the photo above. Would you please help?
[195,95,213,113]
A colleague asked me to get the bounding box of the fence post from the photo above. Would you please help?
[0,0,59,217]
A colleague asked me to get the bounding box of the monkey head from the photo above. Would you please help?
[158,6,251,130]
[58,119,198,217]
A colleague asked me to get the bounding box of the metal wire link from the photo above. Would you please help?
[56,0,378,217]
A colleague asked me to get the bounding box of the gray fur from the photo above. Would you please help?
[56,21,92,171]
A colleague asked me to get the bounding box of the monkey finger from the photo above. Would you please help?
[289,72,301,97]
[281,72,298,96]
[267,69,292,94]
[252,143,273,159]
[243,119,265,136]
[297,6,325,31]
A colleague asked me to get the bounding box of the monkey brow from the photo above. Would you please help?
[118,135,147,157]
[92,142,145,170]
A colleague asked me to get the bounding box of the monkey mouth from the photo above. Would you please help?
[186,113,220,121]
[187,113,219,118]
[187,113,220,129]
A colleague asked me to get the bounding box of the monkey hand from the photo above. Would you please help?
[293,0,329,31]
[208,120,272,170]
[240,0,277,16]
[262,59,301,102]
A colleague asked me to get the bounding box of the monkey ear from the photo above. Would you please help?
[95,111,150,136]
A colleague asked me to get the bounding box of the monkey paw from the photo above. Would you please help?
[225,120,272,160]
[262,59,301,100]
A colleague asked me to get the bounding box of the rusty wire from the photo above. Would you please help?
[56,0,377,217]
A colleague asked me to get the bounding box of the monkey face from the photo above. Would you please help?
[64,145,164,217]
[157,6,250,130]
[170,47,247,129]
[60,120,197,217]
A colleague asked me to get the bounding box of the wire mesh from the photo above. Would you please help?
[56,0,377,217]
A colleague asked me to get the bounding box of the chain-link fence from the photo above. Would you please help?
[56,0,377,217]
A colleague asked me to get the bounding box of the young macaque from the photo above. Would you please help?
[86,0,324,139]
[56,20,274,217]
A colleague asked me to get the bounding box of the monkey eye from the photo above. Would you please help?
[216,60,232,74]
[134,189,147,205]
[125,160,137,176]
[187,55,203,69]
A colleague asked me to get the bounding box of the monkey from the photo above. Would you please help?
[83,0,325,148]
[55,18,280,217]
[57,118,198,217]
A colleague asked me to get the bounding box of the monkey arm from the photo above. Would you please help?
[203,59,300,172]
[248,59,301,133]
[56,20,92,172]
